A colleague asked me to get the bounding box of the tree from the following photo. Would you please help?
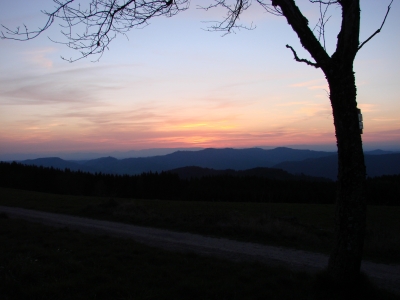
[1,0,393,283]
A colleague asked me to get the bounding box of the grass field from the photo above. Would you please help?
[1,215,399,300]
[1,187,399,265]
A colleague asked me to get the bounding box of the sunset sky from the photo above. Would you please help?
[1,0,399,159]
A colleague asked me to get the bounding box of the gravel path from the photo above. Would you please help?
[1,205,399,294]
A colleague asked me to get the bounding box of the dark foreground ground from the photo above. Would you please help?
[1,206,399,298]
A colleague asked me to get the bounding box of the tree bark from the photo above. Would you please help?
[274,0,366,282]
[325,63,367,282]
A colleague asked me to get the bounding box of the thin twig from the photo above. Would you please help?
[286,45,319,68]
[358,0,393,51]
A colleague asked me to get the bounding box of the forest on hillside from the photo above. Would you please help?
[0,162,398,205]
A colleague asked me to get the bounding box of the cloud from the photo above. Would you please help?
[199,96,257,110]
[23,47,57,69]
[363,128,400,143]
[0,66,124,106]
[275,101,331,118]
[290,79,328,91]
[297,104,331,117]
[53,106,163,127]
[358,103,378,112]
[275,101,314,107]
[6,114,398,153]
[370,118,398,122]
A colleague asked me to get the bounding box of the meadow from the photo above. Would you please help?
[4,213,399,300]
[1,187,399,264]
[1,187,400,299]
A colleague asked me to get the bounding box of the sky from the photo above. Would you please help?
[0,0,399,159]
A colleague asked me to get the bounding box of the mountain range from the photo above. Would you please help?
[8,147,400,180]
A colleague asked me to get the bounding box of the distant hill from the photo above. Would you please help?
[78,156,120,174]
[19,157,97,173]
[16,147,334,175]
[0,147,204,161]
[364,149,398,155]
[12,147,400,179]
[90,147,337,175]
[274,153,400,180]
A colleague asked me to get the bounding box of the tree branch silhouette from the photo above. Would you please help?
[1,0,190,62]
[285,44,319,68]
[358,0,393,51]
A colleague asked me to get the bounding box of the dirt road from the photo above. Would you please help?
[1,205,399,294]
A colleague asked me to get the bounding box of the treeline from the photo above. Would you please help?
[0,161,398,205]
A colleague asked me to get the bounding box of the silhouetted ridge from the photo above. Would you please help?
[168,166,330,182]
[12,147,400,180]
[275,153,400,180]
[1,161,399,205]
[20,157,95,173]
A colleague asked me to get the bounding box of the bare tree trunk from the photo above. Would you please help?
[326,65,367,281]
[270,0,366,281]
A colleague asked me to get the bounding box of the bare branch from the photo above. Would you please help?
[1,0,190,62]
[197,0,255,34]
[286,44,319,68]
[1,0,75,42]
[271,0,330,70]
[318,1,330,50]
[358,0,393,51]
[330,0,360,62]
[309,0,338,4]
[197,0,283,35]
[255,0,283,16]
[2,0,390,63]
[308,0,337,53]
